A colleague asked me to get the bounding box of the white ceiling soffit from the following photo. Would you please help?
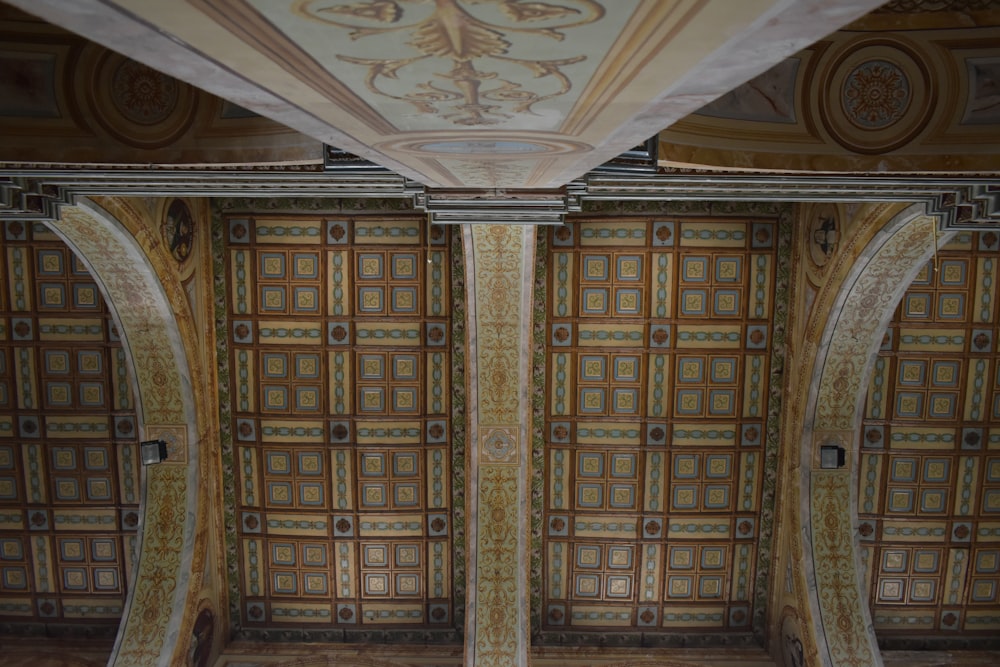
[6,0,887,188]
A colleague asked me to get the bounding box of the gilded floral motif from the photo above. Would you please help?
[115,465,188,664]
[470,224,530,423]
[810,470,877,667]
[475,466,521,664]
[58,204,186,423]
[815,214,938,430]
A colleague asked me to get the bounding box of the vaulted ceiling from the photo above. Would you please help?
[0,1,999,667]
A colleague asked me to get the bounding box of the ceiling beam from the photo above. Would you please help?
[4,0,887,189]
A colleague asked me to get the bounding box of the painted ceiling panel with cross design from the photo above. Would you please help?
[220,212,460,641]
[539,212,787,645]
[0,222,140,642]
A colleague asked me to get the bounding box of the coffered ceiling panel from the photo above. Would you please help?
[0,222,139,641]
[859,230,1000,648]
[540,210,788,644]
[220,212,460,641]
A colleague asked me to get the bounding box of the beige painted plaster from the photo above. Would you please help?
[793,203,955,667]
[45,197,220,667]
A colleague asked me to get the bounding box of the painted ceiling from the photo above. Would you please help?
[1,203,999,658]
[539,212,783,641]
[0,0,998,664]
[1,0,887,188]
[221,211,459,639]
[212,200,786,646]
[0,222,139,641]
[658,10,1000,173]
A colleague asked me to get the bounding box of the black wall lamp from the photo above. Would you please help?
[819,444,846,469]
[140,439,168,465]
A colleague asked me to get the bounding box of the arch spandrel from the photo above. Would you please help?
[47,198,209,666]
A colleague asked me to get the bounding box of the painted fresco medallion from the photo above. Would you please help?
[481,425,519,465]
[110,58,179,125]
[807,203,838,269]
[781,610,806,667]
[816,39,933,154]
[162,199,195,263]
[188,607,215,667]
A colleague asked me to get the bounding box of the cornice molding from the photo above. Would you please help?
[2,166,998,229]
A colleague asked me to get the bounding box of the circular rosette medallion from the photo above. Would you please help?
[87,52,197,149]
[817,39,932,154]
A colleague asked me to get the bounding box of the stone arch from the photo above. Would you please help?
[799,203,953,666]
[46,197,206,666]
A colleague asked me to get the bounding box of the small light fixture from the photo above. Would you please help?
[819,444,846,469]
[140,439,168,466]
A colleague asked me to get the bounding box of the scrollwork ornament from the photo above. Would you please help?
[294,0,604,125]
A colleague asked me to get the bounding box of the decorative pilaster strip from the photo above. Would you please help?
[8,246,28,310]
[429,249,445,316]
[232,249,249,314]
[464,225,533,667]
[811,469,880,667]
[114,464,188,664]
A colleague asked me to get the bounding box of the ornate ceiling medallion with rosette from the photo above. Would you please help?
[816,38,934,154]
[83,49,197,149]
